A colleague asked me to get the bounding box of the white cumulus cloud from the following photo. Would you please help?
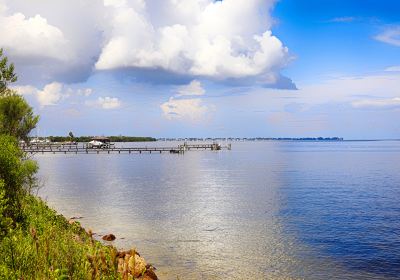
[13,82,94,107]
[11,85,37,96]
[0,9,70,60]
[175,80,205,97]
[0,0,105,84]
[161,80,211,121]
[1,0,291,86]
[37,82,64,107]
[96,0,289,80]
[86,97,121,110]
[0,0,7,14]
[77,88,93,97]
[161,98,209,121]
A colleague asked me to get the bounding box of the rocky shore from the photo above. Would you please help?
[68,217,158,280]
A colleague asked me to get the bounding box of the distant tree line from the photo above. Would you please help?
[42,135,157,142]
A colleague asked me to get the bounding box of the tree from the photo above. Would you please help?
[0,48,17,96]
[0,94,39,142]
[0,50,39,141]
[69,131,74,140]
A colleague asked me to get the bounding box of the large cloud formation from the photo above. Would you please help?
[0,0,104,84]
[1,0,292,87]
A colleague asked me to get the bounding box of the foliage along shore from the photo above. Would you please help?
[0,193,158,279]
[0,48,157,279]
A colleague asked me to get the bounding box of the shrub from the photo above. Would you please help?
[0,135,38,225]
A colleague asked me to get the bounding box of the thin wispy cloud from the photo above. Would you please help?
[328,16,356,23]
[385,66,400,72]
[352,97,400,109]
[85,97,121,110]
[374,26,400,47]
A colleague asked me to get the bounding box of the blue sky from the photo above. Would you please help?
[2,0,400,139]
[273,0,400,81]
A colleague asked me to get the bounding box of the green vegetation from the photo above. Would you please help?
[0,48,39,142]
[0,133,119,279]
[0,48,17,95]
[0,137,156,278]
[0,94,39,142]
[0,135,38,225]
[0,194,122,279]
[0,49,157,279]
[45,136,156,143]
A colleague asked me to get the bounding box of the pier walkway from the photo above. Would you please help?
[20,142,231,155]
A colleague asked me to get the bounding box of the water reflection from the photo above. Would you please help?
[37,141,400,279]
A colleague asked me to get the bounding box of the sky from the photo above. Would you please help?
[1,0,400,139]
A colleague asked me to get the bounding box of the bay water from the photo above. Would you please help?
[36,141,400,279]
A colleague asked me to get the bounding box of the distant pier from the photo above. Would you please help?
[20,142,231,155]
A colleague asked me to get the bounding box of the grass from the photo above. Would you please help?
[0,194,156,279]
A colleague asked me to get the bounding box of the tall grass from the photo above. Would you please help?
[0,195,120,279]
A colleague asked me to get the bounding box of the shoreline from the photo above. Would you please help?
[1,193,158,279]
[48,195,160,280]
[67,215,159,280]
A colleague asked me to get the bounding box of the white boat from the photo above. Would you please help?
[88,140,105,148]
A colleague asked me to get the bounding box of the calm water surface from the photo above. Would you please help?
[36,141,400,279]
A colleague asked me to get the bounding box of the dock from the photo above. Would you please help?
[178,142,232,151]
[20,142,231,155]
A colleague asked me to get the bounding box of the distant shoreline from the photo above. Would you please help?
[28,136,400,143]
[157,137,345,141]
[30,136,157,142]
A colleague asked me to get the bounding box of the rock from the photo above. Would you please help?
[102,234,116,241]
[128,254,147,278]
[145,264,156,270]
[116,249,140,258]
[142,269,158,280]
[68,219,76,225]
[115,249,158,280]
[116,250,130,258]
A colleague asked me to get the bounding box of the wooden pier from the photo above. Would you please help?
[178,142,232,151]
[20,142,231,155]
